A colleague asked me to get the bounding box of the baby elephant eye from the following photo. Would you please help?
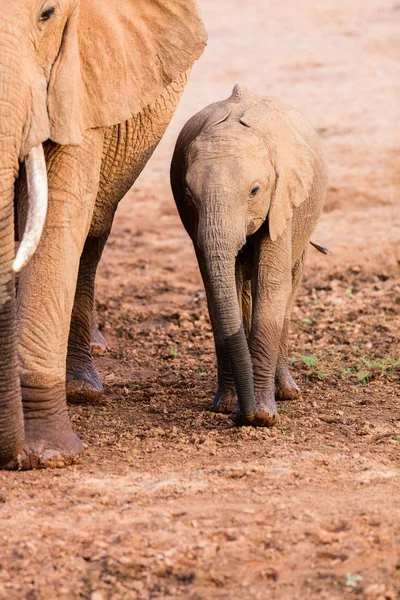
[250,185,260,197]
[39,7,56,22]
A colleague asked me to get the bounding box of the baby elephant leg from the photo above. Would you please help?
[66,232,109,404]
[275,318,300,401]
[249,231,291,425]
[275,251,306,400]
[90,304,108,355]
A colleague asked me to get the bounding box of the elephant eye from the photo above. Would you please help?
[250,185,260,197]
[39,7,56,22]
[185,187,193,199]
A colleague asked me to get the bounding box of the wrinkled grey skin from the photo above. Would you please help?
[170,84,327,426]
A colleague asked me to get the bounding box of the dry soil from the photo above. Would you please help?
[1,1,399,598]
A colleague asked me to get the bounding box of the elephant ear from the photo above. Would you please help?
[47,0,207,145]
[203,104,232,130]
[240,102,316,242]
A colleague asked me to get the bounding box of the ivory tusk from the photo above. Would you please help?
[12,144,48,273]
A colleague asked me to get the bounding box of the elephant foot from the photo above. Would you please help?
[230,392,278,427]
[208,388,237,414]
[275,365,300,401]
[4,422,83,470]
[66,365,104,404]
[90,325,108,356]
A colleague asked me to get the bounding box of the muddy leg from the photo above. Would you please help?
[12,131,104,469]
[275,251,306,400]
[90,305,107,355]
[236,229,291,426]
[66,233,109,404]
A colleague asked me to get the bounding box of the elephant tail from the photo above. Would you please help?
[310,241,331,255]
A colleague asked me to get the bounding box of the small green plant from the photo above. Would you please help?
[357,372,369,386]
[302,318,313,326]
[350,355,400,386]
[362,358,384,369]
[345,289,353,297]
[362,357,400,370]
[130,383,138,391]
[325,350,400,387]
[169,346,179,358]
[299,354,325,382]
[301,354,318,367]
[198,370,206,376]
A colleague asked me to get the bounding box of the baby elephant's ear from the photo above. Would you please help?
[204,104,232,129]
[240,103,316,242]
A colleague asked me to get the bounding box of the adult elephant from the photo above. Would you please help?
[0,0,206,469]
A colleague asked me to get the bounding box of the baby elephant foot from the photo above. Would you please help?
[5,421,83,470]
[208,388,237,414]
[66,364,104,404]
[275,365,300,401]
[90,325,108,356]
[230,392,278,427]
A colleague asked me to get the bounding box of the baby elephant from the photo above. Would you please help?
[170,84,327,426]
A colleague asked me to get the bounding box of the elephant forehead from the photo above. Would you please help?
[189,123,269,161]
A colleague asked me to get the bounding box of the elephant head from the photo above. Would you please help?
[171,85,319,421]
[0,0,206,466]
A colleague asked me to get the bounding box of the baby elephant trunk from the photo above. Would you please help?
[197,226,256,422]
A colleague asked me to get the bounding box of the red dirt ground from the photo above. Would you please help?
[1,1,399,598]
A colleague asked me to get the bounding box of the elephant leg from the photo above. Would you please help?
[241,269,253,340]
[275,250,306,400]
[12,131,104,469]
[66,232,109,404]
[245,229,291,426]
[90,305,108,354]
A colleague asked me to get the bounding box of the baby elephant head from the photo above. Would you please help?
[182,97,316,257]
[185,108,275,253]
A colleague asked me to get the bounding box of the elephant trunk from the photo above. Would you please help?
[0,164,24,466]
[0,55,48,464]
[198,213,256,421]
